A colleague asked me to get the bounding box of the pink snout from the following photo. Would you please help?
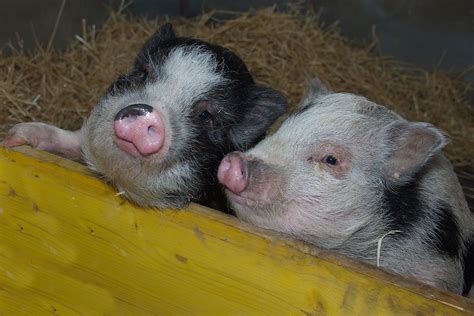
[218,151,249,194]
[114,104,165,157]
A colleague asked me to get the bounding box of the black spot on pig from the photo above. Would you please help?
[141,39,254,85]
[107,24,286,156]
[462,237,474,295]
[109,23,253,97]
[383,177,423,230]
[384,178,461,258]
[107,72,146,96]
[431,204,460,258]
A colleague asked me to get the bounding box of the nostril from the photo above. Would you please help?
[148,125,158,136]
[115,103,154,121]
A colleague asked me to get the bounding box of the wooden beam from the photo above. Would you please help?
[0,146,472,314]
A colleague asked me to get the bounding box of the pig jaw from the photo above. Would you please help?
[83,131,203,209]
[219,139,388,251]
[218,153,370,248]
[81,101,203,209]
[218,154,285,211]
[82,122,207,209]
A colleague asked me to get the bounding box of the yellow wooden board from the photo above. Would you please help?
[0,146,473,315]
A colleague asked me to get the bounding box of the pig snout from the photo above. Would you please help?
[218,152,249,194]
[114,104,165,157]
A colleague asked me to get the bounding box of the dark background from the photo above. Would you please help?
[1,0,473,92]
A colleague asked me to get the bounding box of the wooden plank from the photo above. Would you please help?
[0,146,473,315]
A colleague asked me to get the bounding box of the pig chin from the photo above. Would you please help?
[226,186,273,208]
[119,183,190,209]
[106,160,200,209]
[84,135,194,209]
[219,155,285,214]
[225,179,283,214]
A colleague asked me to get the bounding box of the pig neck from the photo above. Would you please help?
[339,155,471,293]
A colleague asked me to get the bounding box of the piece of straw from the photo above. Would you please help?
[376,230,402,267]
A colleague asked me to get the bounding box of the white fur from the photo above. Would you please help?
[147,46,227,113]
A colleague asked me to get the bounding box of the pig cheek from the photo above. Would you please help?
[85,126,142,183]
[250,163,288,202]
[228,168,285,217]
[228,176,280,209]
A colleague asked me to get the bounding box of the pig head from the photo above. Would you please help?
[2,23,287,210]
[219,78,474,294]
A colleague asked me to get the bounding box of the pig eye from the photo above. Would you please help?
[194,100,216,126]
[136,63,151,82]
[199,111,213,123]
[323,155,338,166]
[140,71,148,82]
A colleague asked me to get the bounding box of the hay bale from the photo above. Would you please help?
[0,7,473,168]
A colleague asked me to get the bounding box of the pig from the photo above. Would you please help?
[1,23,287,210]
[218,78,474,295]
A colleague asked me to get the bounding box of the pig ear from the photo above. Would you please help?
[299,77,331,108]
[382,121,450,184]
[134,23,176,69]
[229,85,287,149]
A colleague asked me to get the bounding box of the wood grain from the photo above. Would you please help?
[0,146,472,315]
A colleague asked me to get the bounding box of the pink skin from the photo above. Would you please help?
[1,123,82,161]
[217,151,249,193]
[218,151,279,208]
[114,111,165,157]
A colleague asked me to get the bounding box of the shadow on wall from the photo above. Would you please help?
[1,0,473,90]
[314,0,474,86]
[0,0,109,52]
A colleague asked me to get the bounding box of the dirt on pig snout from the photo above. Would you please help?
[0,7,473,207]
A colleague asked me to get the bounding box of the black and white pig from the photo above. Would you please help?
[218,78,474,295]
[1,23,287,210]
